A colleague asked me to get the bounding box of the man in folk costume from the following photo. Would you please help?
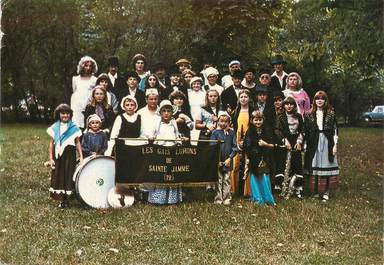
[153,62,171,90]
[137,88,160,139]
[241,67,257,91]
[107,56,126,97]
[176,58,192,75]
[221,60,241,89]
[270,55,288,92]
[221,69,246,115]
[116,71,146,113]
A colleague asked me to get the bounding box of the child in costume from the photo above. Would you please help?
[81,114,108,157]
[106,95,142,156]
[304,90,339,202]
[243,111,276,205]
[275,97,305,198]
[210,111,238,205]
[147,100,183,205]
[47,104,83,208]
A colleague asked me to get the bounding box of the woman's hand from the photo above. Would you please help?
[224,158,231,168]
[49,159,55,169]
[294,143,302,151]
[285,142,292,150]
[258,139,268,146]
[332,144,337,155]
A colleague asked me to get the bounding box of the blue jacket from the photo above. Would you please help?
[210,128,238,171]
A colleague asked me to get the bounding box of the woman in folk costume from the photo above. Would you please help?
[47,104,83,208]
[243,111,276,205]
[105,95,142,156]
[188,76,206,121]
[83,85,115,135]
[282,72,311,116]
[275,96,305,198]
[231,89,254,197]
[95,73,119,114]
[132,53,151,91]
[304,90,339,202]
[71,55,98,129]
[169,90,194,141]
[195,89,221,147]
[147,100,183,205]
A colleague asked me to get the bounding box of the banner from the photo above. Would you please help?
[115,139,220,187]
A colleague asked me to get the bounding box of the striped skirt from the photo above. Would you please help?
[309,133,339,194]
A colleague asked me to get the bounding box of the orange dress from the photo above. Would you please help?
[230,110,250,196]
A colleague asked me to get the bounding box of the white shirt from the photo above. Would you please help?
[137,106,160,138]
[108,72,117,86]
[188,89,206,121]
[70,75,97,128]
[316,109,338,144]
[271,71,288,88]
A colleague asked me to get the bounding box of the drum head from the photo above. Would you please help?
[75,156,115,208]
[107,187,134,208]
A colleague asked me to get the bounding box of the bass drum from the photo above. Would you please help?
[73,155,115,209]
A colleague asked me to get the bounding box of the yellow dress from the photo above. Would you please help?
[230,110,250,196]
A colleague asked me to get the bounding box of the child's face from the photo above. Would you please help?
[257,93,268,103]
[284,102,295,113]
[148,76,157,88]
[99,79,108,90]
[94,88,105,103]
[170,75,180,84]
[124,100,137,115]
[191,81,201,91]
[127,77,138,89]
[183,74,193,84]
[60,112,70,123]
[218,116,230,130]
[89,120,101,132]
[207,91,218,105]
[172,97,184,107]
[252,117,263,128]
[160,107,173,122]
[274,97,283,109]
[315,96,326,108]
[239,92,250,106]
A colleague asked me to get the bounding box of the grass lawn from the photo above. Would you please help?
[0,124,383,265]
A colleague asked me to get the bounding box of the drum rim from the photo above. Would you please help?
[75,155,115,208]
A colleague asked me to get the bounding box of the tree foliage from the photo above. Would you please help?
[1,0,383,124]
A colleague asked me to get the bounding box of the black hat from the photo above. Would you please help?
[255,84,268,94]
[108,56,119,67]
[231,69,244,80]
[169,65,180,76]
[271,55,286,65]
[125,71,141,82]
[272,90,284,99]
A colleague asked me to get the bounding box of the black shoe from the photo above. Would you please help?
[58,202,66,208]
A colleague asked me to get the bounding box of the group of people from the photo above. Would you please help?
[46,53,340,208]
